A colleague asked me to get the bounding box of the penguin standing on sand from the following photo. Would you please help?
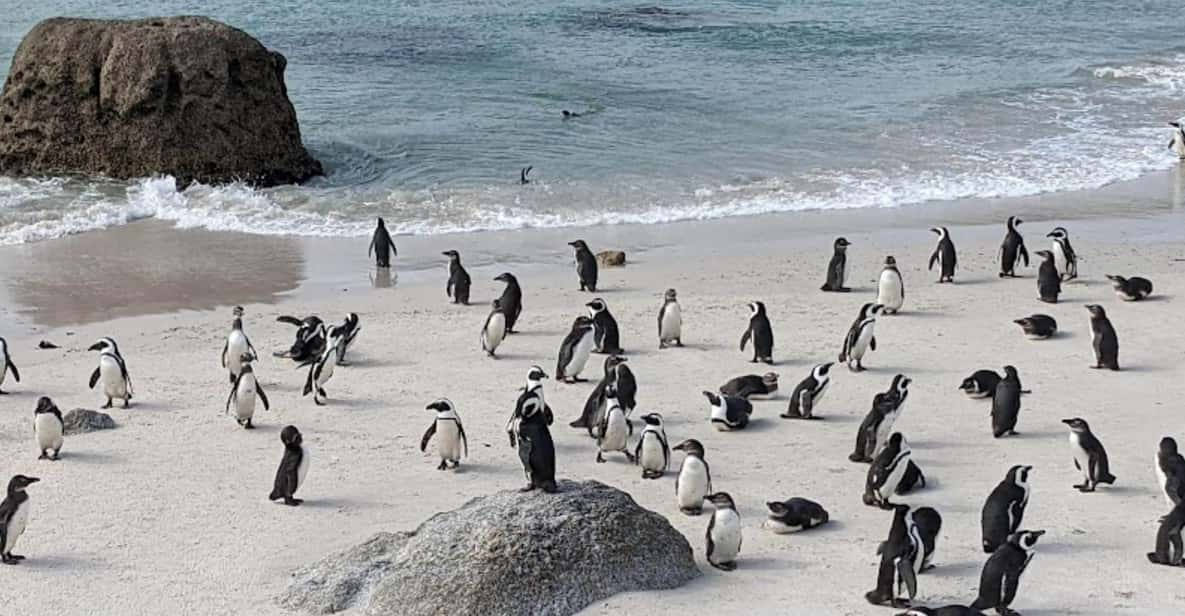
[1046,227,1077,280]
[556,316,596,383]
[740,301,774,364]
[481,300,507,358]
[782,363,832,420]
[719,373,779,399]
[1155,437,1185,507]
[821,237,852,292]
[0,475,40,564]
[865,503,924,607]
[275,315,326,363]
[494,273,524,333]
[33,397,63,461]
[509,367,557,493]
[368,217,396,268]
[851,375,911,462]
[840,302,883,372]
[587,298,623,354]
[981,465,1031,553]
[928,227,957,283]
[269,426,309,506]
[569,240,598,292]
[0,337,21,394]
[1148,501,1185,566]
[301,343,338,406]
[704,391,753,431]
[634,413,669,479]
[971,530,1044,615]
[877,256,905,314]
[991,365,1023,438]
[674,439,712,515]
[657,288,683,348]
[1034,250,1060,303]
[572,355,628,433]
[998,216,1029,277]
[88,337,132,409]
[442,250,471,305]
[1169,120,1185,159]
[705,492,742,571]
[226,353,269,429]
[763,498,829,533]
[1086,304,1120,370]
[420,399,468,471]
[327,313,361,365]
[595,387,634,463]
[1062,417,1116,492]
[221,306,256,384]
[1105,274,1153,301]
[865,432,912,508]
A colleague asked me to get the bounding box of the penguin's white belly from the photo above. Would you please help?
[296,446,311,490]
[709,403,734,431]
[234,378,257,420]
[565,333,594,377]
[4,500,29,553]
[1052,243,1068,276]
[1156,456,1171,507]
[880,454,909,499]
[677,458,709,509]
[225,332,248,376]
[877,272,903,311]
[99,357,127,398]
[0,360,7,386]
[709,509,742,562]
[600,411,629,451]
[483,313,506,352]
[874,411,899,455]
[660,304,682,341]
[317,359,336,386]
[1174,132,1185,158]
[764,518,805,534]
[35,414,63,452]
[851,323,875,359]
[437,421,462,461]
[1069,433,1090,480]
[640,434,666,471]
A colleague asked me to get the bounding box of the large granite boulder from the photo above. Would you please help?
[0,16,322,186]
[279,480,699,616]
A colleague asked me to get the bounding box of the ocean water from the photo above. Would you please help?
[1,1,1184,244]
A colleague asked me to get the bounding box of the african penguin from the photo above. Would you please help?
[442,250,471,305]
[763,498,829,534]
[221,306,257,384]
[971,530,1044,615]
[928,226,958,283]
[509,367,557,493]
[269,426,309,506]
[556,316,596,383]
[1105,274,1153,301]
[1062,417,1116,492]
[719,372,779,400]
[1046,227,1077,281]
[897,460,927,496]
[481,299,507,358]
[634,413,669,479]
[865,503,923,608]
[1156,437,1185,508]
[494,273,524,333]
[1169,120,1185,159]
[821,237,852,292]
[1034,250,1060,303]
[998,215,1029,277]
[850,375,911,462]
[368,217,396,268]
[704,391,753,431]
[226,353,269,429]
[959,369,1001,399]
[0,337,21,394]
[981,465,1032,553]
[520,166,533,184]
[674,439,712,515]
[569,239,598,292]
[911,506,943,572]
[877,256,905,314]
[740,301,774,364]
[782,362,832,420]
[275,315,326,363]
[705,492,742,571]
[595,387,634,463]
[840,302,882,372]
[420,399,468,470]
[990,366,1023,438]
[88,337,132,409]
[1086,304,1120,370]
[586,298,623,355]
[507,366,554,440]
[1148,501,1185,567]
[573,355,627,433]
[1014,314,1057,340]
[657,288,683,348]
[301,343,338,406]
[33,397,63,461]
[0,475,40,564]
[864,432,911,509]
[327,313,361,365]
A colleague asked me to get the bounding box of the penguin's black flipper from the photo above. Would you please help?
[870,336,877,352]
[256,383,270,411]
[220,341,228,368]
[7,361,18,383]
[88,366,101,389]
[896,557,918,600]
[928,249,939,271]
[739,328,751,352]
[302,364,316,397]
[1019,244,1030,267]
[277,316,304,327]
[459,423,468,458]
[420,423,436,452]
[225,376,239,414]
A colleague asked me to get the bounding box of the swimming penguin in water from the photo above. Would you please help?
[991,365,1023,438]
[1105,274,1153,301]
[865,432,912,509]
[763,498,829,534]
[998,215,1029,278]
[634,413,669,479]
[1156,437,1185,508]
[275,315,326,363]
[928,227,958,283]
[0,475,40,564]
[569,239,598,292]
[1062,417,1116,492]
[269,426,310,506]
[1034,250,1060,303]
[494,272,524,333]
[704,391,753,431]
[520,166,533,184]
[327,313,361,365]
[1046,227,1077,281]
[33,397,63,461]
[674,439,712,515]
[442,250,471,305]
[740,301,774,364]
[981,465,1032,553]
[1148,501,1185,566]
[0,337,20,394]
[225,353,270,429]
[595,387,634,463]
[587,298,623,354]
[1014,314,1057,339]
[657,288,683,348]
[865,503,926,607]
[556,316,596,383]
[877,256,905,314]
[821,237,852,292]
[851,375,911,462]
[971,529,1044,616]
[1169,120,1185,159]
[420,398,468,471]
[840,302,883,372]
[88,337,132,409]
[782,362,832,420]
[1085,304,1120,370]
[562,110,582,119]
[509,367,557,493]
[301,343,338,406]
[368,217,397,268]
[719,372,779,400]
[481,299,507,358]
[221,306,257,384]
[705,492,742,571]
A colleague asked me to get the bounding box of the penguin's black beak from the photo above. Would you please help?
[1033,530,1046,537]
[1171,122,1181,128]
[87,342,104,351]
[928,227,939,235]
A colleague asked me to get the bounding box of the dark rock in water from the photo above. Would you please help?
[0,16,322,187]
[597,250,627,267]
[62,408,116,434]
[278,480,698,615]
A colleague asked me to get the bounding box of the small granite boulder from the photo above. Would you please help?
[596,250,626,267]
[62,408,116,434]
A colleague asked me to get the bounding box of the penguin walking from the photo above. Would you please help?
[442,250,471,305]
[865,432,912,508]
[981,465,1032,553]
[1148,502,1185,566]
[509,367,557,493]
[1105,274,1153,301]
[226,353,270,429]
[88,337,132,409]
[674,439,712,515]
[587,298,623,354]
[33,397,64,461]
[821,237,852,292]
[840,302,882,372]
[1169,120,1185,159]
[719,372,779,400]
[991,366,1023,438]
[368,217,396,268]
[1062,417,1116,492]
[569,239,598,292]
[1034,250,1060,303]
[1013,314,1057,339]
[0,336,21,394]
[327,313,361,365]
[971,530,1045,616]
[657,288,683,348]
[1155,437,1185,507]
[556,316,596,383]
[782,362,833,420]
[763,498,829,533]
[481,300,507,358]
[595,388,634,463]
[998,215,1029,277]
[928,226,957,283]
[877,256,905,314]
[494,273,524,333]
[740,301,774,364]
[865,503,924,608]
[1086,304,1120,370]
[221,306,257,384]
[420,399,468,470]
[269,426,309,506]
[851,375,911,462]
[1046,227,1077,281]
[301,344,338,406]
[0,475,40,564]
[705,492,742,571]
[704,391,753,431]
[634,413,669,479]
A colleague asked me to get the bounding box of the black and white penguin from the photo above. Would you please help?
[509,368,557,493]
[990,365,1023,438]
[998,215,1029,277]
[555,316,596,383]
[740,301,774,364]
[368,217,396,268]
[494,273,524,333]
[865,432,912,508]
[911,506,943,572]
[520,166,533,184]
[719,372,779,400]
[1062,417,1116,492]
[782,362,833,420]
[981,465,1032,553]
[33,397,64,461]
[269,426,309,506]
[1105,274,1153,301]
[928,226,958,283]
[420,398,468,470]
[821,237,852,292]
[704,390,753,431]
[0,475,40,564]
[569,239,598,292]
[572,354,627,433]
[705,492,742,571]
[1169,120,1185,159]
[275,315,326,363]
[1034,250,1060,303]
[301,344,338,406]
[1156,437,1185,507]
[586,298,623,354]
[327,313,361,365]
[840,302,883,372]
[865,503,924,608]
[226,353,270,429]
[595,387,634,463]
[763,498,829,534]
[1046,227,1077,281]
[897,460,927,496]
[657,288,683,348]
[1148,501,1185,566]
[88,337,132,409]
[634,413,669,479]
[442,250,471,305]
[481,299,507,358]
[971,530,1044,615]
[1013,314,1057,340]
[674,439,712,515]
[0,337,20,395]
[221,306,257,384]
[959,369,1001,399]
[851,375,911,462]
[1086,304,1120,370]
[877,256,905,314]
[894,607,982,616]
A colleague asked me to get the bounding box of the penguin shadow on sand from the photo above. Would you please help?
[16,553,103,572]
[921,559,981,579]
[296,496,377,512]
[54,449,126,465]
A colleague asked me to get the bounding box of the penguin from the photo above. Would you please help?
[1046,227,1077,281]
[865,503,924,608]
[595,387,634,463]
[275,315,326,363]
[1148,501,1185,566]
[634,413,669,479]
[226,353,269,429]
[509,368,557,493]
[586,298,623,354]
[851,375,911,462]
[821,237,852,292]
[301,343,338,406]
[269,426,309,506]
[704,390,753,431]
[520,166,533,184]
[865,432,911,508]
[507,366,554,438]
[572,354,627,433]
[494,273,524,333]
[998,215,1029,277]
[877,256,905,314]
[569,239,598,292]
[0,475,40,564]
[1105,274,1153,301]
[327,313,361,365]
[839,302,883,372]
[1085,304,1120,370]
[719,372,779,400]
[674,439,712,515]
[88,337,132,409]
[763,498,829,534]
[221,306,257,384]
[991,365,1023,438]
[33,396,64,461]
[981,465,1032,553]
[739,301,774,364]
[1033,250,1060,303]
[442,250,471,305]
[562,110,581,119]
[1155,437,1185,507]
[0,336,21,394]
[481,299,507,358]
[911,506,943,572]
[928,226,957,283]
[782,362,833,420]
[556,316,596,383]
[368,217,396,268]
[971,530,1045,616]
[959,369,1001,399]
[1062,417,1116,492]
[894,607,982,616]
[705,492,742,571]
[1169,120,1185,159]
[420,398,468,471]
[657,288,683,348]
[1013,314,1057,340]
[897,460,928,496]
